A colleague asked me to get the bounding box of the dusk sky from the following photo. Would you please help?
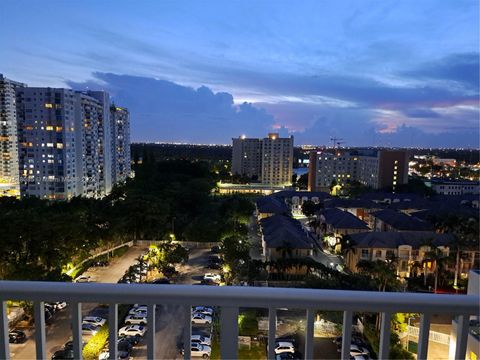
[1,0,479,147]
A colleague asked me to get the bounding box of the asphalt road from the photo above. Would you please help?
[9,245,148,359]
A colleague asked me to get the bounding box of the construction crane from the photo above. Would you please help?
[330,137,345,149]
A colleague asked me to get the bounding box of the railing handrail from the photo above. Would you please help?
[0,281,478,315]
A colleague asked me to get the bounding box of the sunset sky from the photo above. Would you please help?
[1,0,478,147]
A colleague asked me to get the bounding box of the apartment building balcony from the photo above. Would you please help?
[0,281,478,360]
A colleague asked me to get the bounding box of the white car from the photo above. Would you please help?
[191,334,212,346]
[350,344,370,356]
[192,306,214,316]
[203,273,221,282]
[82,316,106,327]
[53,301,68,310]
[274,341,295,355]
[124,314,147,325]
[118,325,146,337]
[74,275,91,283]
[185,343,211,358]
[350,355,371,360]
[129,306,148,316]
[191,313,212,325]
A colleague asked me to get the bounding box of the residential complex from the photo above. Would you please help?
[427,178,479,196]
[308,148,409,192]
[0,75,131,200]
[0,75,25,196]
[231,133,293,186]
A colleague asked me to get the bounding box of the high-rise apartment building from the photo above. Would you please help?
[110,105,131,183]
[16,88,79,200]
[13,84,131,200]
[308,149,408,192]
[0,75,25,196]
[231,133,293,186]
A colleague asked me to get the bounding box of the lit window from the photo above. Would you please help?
[47,143,54,147]
[46,126,54,131]
[44,103,53,108]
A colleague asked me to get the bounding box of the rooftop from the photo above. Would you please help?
[371,209,433,231]
[319,208,370,230]
[256,196,290,215]
[348,231,453,249]
[260,215,315,249]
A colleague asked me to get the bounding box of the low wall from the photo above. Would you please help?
[136,240,220,249]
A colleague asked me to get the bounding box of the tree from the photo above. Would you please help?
[301,200,317,218]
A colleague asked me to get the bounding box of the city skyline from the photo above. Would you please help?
[1,0,479,147]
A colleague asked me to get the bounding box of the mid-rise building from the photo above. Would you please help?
[308,149,409,192]
[110,105,131,183]
[231,133,293,186]
[0,75,25,196]
[231,136,262,179]
[427,178,479,196]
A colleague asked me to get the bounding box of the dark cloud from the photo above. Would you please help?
[402,108,441,118]
[67,73,275,143]
[401,53,480,90]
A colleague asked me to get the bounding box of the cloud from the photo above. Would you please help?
[401,53,480,91]
[67,73,275,143]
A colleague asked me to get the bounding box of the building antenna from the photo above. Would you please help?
[330,137,344,150]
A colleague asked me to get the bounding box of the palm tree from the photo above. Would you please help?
[423,248,449,292]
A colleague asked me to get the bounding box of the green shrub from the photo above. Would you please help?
[82,324,109,360]
[238,310,258,336]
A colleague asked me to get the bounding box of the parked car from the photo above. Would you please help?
[191,313,212,325]
[83,316,106,327]
[74,275,91,283]
[129,306,148,316]
[119,335,141,346]
[81,323,100,335]
[51,348,74,359]
[118,338,133,352]
[274,342,295,355]
[350,355,372,360]
[124,314,147,325]
[210,246,220,254]
[151,278,171,284]
[276,353,301,360]
[9,330,26,343]
[206,260,221,270]
[98,350,130,360]
[53,301,68,311]
[118,325,146,337]
[349,344,370,356]
[182,343,211,358]
[191,334,212,346]
[63,339,86,350]
[192,306,214,316]
[203,273,221,282]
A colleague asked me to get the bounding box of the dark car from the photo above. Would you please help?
[206,262,221,270]
[210,246,220,254]
[151,278,171,284]
[208,255,222,263]
[9,330,26,344]
[119,335,141,346]
[63,340,86,350]
[276,353,301,360]
[118,338,133,352]
[92,260,109,267]
[51,349,74,359]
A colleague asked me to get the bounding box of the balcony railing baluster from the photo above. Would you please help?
[268,307,276,360]
[147,304,156,360]
[183,305,191,360]
[454,314,469,360]
[378,311,392,359]
[34,301,46,360]
[0,300,9,360]
[340,310,352,360]
[417,313,431,360]
[220,306,239,359]
[108,303,118,360]
[71,302,83,360]
[305,308,315,360]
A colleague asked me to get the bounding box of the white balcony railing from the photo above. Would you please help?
[0,281,478,360]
